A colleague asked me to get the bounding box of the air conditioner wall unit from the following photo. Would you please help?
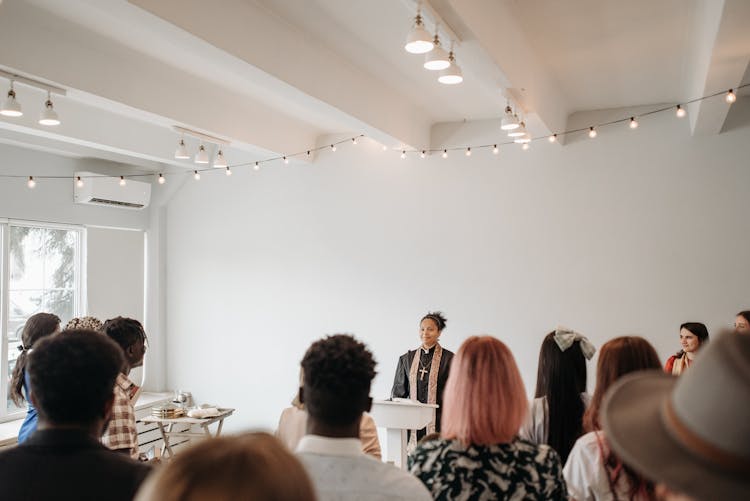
[73,171,151,210]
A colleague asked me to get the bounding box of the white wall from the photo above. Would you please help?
[165,110,750,432]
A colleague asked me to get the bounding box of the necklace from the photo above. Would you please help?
[419,363,429,381]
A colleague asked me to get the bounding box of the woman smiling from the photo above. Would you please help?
[664,322,709,375]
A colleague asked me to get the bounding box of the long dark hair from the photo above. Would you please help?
[584,336,661,500]
[9,312,61,406]
[534,331,587,464]
[673,322,709,357]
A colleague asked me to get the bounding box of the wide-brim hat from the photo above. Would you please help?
[602,332,750,501]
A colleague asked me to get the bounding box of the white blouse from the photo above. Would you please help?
[519,393,590,445]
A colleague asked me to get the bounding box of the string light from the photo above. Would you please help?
[119,176,126,186]
[283,156,289,164]
[193,170,201,180]
[27,176,35,188]
[629,117,639,129]
[492,145,499,154]
[522,143,530,150]
[158,173,166,184]
[442,150,448,158]
[352,138,358,145]
[331,144,337,152]
[465,147,471,156]
[676,105,686,118]
[588,127,597,138]
[725,89,736,103]
[75,176,83,188]
[548,134,557,143]
[225,166,232,176]
[420,150,426,159]
[254,162,260,171]
[401,150,407,159]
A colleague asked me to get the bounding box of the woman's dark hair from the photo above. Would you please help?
[673,322,710,357]
[9,312,61,406]
[584,336,661,500]
[421,311,447,331]
[534,332,587,464]
[737,311,750,324]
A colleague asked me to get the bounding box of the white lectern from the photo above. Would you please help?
[370,399,438,469]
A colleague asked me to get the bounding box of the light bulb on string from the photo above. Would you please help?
[75,176,84,188]
[254,162,260,171]
[400,151,407,159]
[193,170,201,180]
[119,176,126,186]
[588,127,597,138]
[492,145,499,154]
[676,105,686,118]
[725,89,736,103]
[522,143,530,151]
[331,144,337,152]
[548,134,557,143]
[158,174,166,184]
[629,117,639,129]
[283,156,289,164]
[225,167,232,176]
[465,147,471,156]
[420,150,426,159]
[442,150,448,159]
[352,137,358,145]
[27,176,35,189]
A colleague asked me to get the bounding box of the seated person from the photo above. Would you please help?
[296,334,431,501]
[277,371,381,458]
[101,317,147,458]
[0,329,151,500]
[136,432,315,501]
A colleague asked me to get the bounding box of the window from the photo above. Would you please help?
[1,221,84,420]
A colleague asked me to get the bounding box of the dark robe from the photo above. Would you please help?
[391,345,454,440]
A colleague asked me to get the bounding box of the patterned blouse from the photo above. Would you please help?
[409,437,567,500]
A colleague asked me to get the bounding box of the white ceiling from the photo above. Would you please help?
[0,0,748,173]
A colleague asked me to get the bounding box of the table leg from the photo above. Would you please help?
[215,418,225,436]
[157,422,175,459]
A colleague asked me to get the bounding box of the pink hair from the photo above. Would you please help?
[442,336,528,446]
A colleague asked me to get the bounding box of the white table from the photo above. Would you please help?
[140,408,234,458]
[369,399,437,469]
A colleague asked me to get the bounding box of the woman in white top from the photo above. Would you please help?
[520,328,594,464]
[563,336,661,501]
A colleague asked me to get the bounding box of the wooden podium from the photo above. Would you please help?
[370,399,438,469]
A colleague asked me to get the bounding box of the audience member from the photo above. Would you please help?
[735,310,750,334]
[65,315,104,331]
[664,322,709,375]
[102,316,147,458]
[521,327,595,463]
[0,330,151,500]
[136,432,315,501]
[602,332,750,501]
[411,335,567,500]
[277,370,381,458]
[296,334,431,501]
[564,336,661,501]
[9,312,61,444]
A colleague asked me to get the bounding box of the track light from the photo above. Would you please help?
[331,144,337,152]
[193,170,201,180]
[629,117,639,129]
[401,150,406,159]
[352,137,358,145]
[214,149,227,168]
[725,89,736,103]
[174,139,189,159]
[27,176,35,189]
[225,166,232,176]
[158,173,166,184]
[442,149,448,158]
[1,82,23,117]
[438,49,463,84]
[424,33,450,71]
[548,134,557,143]
[283,156,289,164]
[38,92,60,126]
[465,147,471,156]
[195,144,209,164]
[420,150,426,159]
[404,10,434,54]
[676,105,686,118]
[254,162,260,171]
[119,176,126,186]
[75,176,83,188]
[500,105,520,130]
[588,127,597,138]
[508,121,526,138]
[492,145,499,154]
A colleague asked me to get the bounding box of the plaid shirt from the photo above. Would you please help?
[102,373,139,458]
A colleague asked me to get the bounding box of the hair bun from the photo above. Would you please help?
[423,311,447,331]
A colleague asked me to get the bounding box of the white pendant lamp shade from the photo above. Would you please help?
[438,52,463,84]
[514,133,531,144]
[424,36,450,70]
[1,86,22,117]
[38,97,60,126]
[174,139,190,159]
[195,144,209,164]
[500,106,519,130]
[404,14,434,54]
[214,149,227,168]
[507,121,526,137]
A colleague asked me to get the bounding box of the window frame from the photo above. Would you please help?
[0,219,86,423]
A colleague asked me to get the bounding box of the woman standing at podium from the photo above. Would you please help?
[391,311,454,448]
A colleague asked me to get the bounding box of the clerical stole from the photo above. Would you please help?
[407,343,442,452]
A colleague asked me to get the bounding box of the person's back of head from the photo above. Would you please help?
[28,329,124,429]
[442,335,528,446]
[65,316,103,332]
[535,330,591,464]
[103,316,147,370]
[300,334,377,430]
[9,312,61,406]
[136,433,316,501]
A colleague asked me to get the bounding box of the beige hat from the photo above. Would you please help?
[602,332,750,500]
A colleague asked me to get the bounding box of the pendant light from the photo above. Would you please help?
[174,138,189,159]
[500,105,519,130]
[1,81,23,117]
[424,32,450,70]
[404,8,434,54]
[438,48,463,84]
[195,144,209,164]
[507,121,527,138]
[38,92,60,126]
[214,149,227,168]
